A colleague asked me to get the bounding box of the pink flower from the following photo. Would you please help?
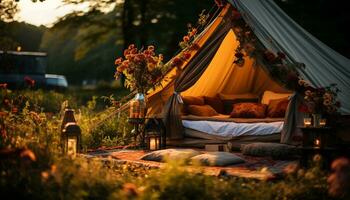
[183,36,190,42]
[0,83,7,89]
[114,57,123,65]
[24,76,35,87]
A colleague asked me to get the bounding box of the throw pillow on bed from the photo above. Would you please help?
[204,95,225,114]
[230,102,267,118]
[187,105,218,116]
[267,98,290,118]
[218,93,259,114]
[182,96,205,105]
[261,90,292,105]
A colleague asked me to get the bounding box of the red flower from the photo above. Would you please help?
[183,36,190,42]
[189,43,200,51]
[172,57,184,67]
[124,49,130,56]
[147,45,155,52]
[24,76,35,87]
[182,52,191,60]
[115,57,123,65]
[0,83,7,89]
[128,44,135,50]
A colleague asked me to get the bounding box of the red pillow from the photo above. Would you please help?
[204,95,224,114]
[230,103,267,118]
[187,105,218,117]
[267,98,290,118]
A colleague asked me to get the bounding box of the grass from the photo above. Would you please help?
[0,88,347,200]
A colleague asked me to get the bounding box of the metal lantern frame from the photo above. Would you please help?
[62,122,82,156]
[144,118,166,150]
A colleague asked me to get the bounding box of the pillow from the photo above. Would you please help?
[241,142,298,159]
[190,152,245,166]
[140,149,202,162]
[182,96,205,106]
[187,105,218,117]
[267,98,290,118]
[218,93,259,114]
[261,91,292,105]
[203,95,224,114]
[230,103,267,118]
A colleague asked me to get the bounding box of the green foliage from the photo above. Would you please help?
[0,90,343,200]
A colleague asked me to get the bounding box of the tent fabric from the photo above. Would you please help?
[229,0,350,114]
[146,5,230,116]
[182,29,288,97]
[163,19,233,139]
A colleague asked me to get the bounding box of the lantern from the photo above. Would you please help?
[62,122,81,156]
[129,93,146,118]
[144,118,166,150]
[61,108,81,156]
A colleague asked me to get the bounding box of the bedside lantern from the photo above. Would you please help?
[303,117,312,127]
[144,118,166,150]
[62,122,81,156]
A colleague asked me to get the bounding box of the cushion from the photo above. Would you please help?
[203,95,224,114]
[190,152,245,166]
[261,91,292,105]
[241,142,298,159]
[218,93,259,114]
[267,98,290,118]
[182,96,205,106]
[140,149,202,162]
[230,103,267,118]
[187,105,218,117]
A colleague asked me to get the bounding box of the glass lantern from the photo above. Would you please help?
[62,122,81,157]
[129,93,146,118]
[146,132,161,151]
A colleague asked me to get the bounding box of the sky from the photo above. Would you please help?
[16,0,90,27]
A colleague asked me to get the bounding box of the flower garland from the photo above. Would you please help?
[228,7,341,114]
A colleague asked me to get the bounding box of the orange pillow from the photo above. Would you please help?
[267,98,290,118]
[204,95,224,114]
[230,103,267,118]
[187,105,218,117]
[182,96,205,105]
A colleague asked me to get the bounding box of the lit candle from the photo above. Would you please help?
[319,119,327,127]
[67,137,77,157]
[149,138,157,150]
[314,139,321,147]
[304,118,312,127]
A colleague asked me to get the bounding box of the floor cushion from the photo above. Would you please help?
[190,152,245,166]
[140,149,202,162]
[241,142,298,159]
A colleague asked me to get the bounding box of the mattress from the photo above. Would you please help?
[182,116,284,140]
[182,115,284,123]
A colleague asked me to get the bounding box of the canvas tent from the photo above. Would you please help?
[144,0,350,144]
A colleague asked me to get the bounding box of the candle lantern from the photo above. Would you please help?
[62,122,81,156]
[129,93,146,118]
[314,138,321,147]
[319,119,327,127]
[144,118,166,150]
[303,117,312,127]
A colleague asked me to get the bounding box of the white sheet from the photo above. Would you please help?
[182,120,284,139]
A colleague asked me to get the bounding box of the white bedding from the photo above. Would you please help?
[182,120,284,139]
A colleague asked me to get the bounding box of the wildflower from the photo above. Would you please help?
[182,52,191,60]
[123,183,139,197]
[305,90,312,96]
[323,99,331,106]
[128,44,135,50]
[12,107,18,113]
[183,36,190,42]
[41,171,49,181]
[0,83,7,89]
[190,28,197,37]
[115,57,123,65]
[147,45,155,52]
[172,57,183,67]
[328,157,350,197]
